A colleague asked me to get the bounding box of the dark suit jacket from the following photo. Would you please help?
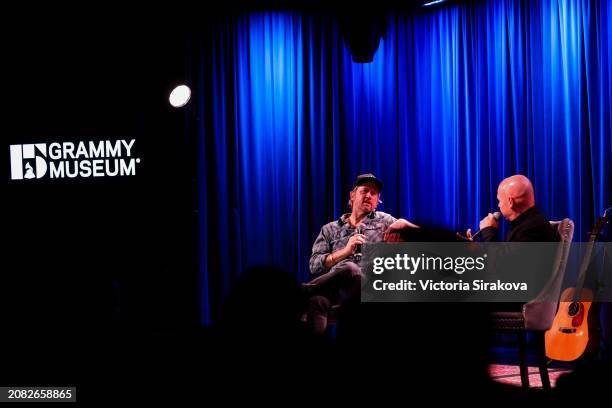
[479,206,556,311]
[480,206,556,242]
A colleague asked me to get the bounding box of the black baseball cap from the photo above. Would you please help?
[352,173,383,192]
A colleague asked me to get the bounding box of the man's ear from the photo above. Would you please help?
[508,196,516,211]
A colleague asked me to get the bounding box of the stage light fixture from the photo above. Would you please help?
[339,12,388,63]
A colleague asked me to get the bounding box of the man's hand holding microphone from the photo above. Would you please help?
[324,224,366,268]
[461,212,501,241]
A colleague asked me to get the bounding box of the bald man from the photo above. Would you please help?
[467,174,556,242]
[468,175,557,315]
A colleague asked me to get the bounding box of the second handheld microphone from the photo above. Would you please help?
[354,224,365,261]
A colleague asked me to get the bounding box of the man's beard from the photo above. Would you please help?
[359,202,374,213]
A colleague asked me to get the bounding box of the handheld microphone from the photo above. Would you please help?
[456,212,501,241]
[354,223,365,261]
[471,212,501,240]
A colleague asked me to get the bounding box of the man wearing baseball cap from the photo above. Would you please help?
[304,173,416,335]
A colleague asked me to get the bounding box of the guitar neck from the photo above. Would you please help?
[573,238,595,302]
[573,215,610,302]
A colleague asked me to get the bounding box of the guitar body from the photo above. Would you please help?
[545,287,594,361]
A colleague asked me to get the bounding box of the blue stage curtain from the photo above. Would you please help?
[194,1,612,324]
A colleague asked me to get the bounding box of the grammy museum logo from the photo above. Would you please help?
[9,139,141,180]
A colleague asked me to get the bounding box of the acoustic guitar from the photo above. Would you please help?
[545,211,610,361]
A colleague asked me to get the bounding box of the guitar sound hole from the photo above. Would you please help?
[560,328,577,333]
[568,302,579,316]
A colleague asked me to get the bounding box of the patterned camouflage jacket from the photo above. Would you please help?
[309,211,397,276]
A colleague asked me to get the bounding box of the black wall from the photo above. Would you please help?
[1,21,199,340]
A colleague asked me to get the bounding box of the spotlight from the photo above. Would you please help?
[169,84,191,108]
